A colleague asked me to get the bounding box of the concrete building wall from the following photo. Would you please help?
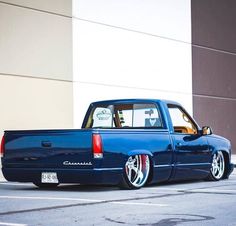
[0,0,234,169]
[192,0,236,153]
[0,1,73,135]
[3,0,72,16]
[72,0,193,127]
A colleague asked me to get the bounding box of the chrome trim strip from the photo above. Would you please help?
[176,163,211,166]
[154,163,211,168]
[94,167,123,171]
[154,164,173,168]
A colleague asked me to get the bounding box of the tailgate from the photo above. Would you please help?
[2,130,93,169]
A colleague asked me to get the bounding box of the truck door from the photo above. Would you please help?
[167,104,212,180]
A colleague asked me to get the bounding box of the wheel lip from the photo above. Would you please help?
[210,151,225,180]
[125,154,150,188]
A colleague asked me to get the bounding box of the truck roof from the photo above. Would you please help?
[91,99,181,106]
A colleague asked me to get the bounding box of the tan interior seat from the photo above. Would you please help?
[174,126,196,134]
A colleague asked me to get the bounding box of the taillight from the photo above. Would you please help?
[92,134,103,158]
[0,136,5,158]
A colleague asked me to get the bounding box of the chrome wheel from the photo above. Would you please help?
[124,154,150,188]
[210,151,225,180]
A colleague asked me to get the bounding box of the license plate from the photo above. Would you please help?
[41,172,58,183]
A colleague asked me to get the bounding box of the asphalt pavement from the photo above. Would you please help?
[0,167,235,226]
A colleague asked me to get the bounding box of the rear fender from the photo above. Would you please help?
[127,149,153,158]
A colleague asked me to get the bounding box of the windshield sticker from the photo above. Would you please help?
[96,109,112,120]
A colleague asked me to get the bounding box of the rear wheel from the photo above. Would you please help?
[33,182,59,188]
[120,154,150,189]
[207,151,225,181]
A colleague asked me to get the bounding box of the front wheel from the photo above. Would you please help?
[207,151,225,181]
[120,154,150,189]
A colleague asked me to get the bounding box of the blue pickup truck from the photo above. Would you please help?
[1,99,234,189]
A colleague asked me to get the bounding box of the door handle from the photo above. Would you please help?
[41,141,52,148]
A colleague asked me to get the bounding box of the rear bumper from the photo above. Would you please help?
[2,167,124,185]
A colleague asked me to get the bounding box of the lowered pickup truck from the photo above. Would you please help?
[1,99,234,189]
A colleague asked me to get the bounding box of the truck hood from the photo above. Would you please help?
[211,134,230,143]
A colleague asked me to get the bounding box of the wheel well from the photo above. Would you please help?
[222,150,230,179]
[147,155,154,184]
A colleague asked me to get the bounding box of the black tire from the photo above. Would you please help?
[207,151,225,181]
[119,154,150,189]
[33,182,59,188]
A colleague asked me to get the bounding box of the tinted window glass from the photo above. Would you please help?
[168,105,197,134]
[86,103,163,129]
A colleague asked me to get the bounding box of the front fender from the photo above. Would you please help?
[212,148,228,155]
[211,148,232,178]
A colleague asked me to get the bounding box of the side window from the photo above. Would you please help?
[168,105,197,134]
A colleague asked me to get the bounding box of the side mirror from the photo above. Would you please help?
[201,126,213,135]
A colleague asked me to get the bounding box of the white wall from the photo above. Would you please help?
[73,0,191,42]
[3,0,72,16]
[73,0,192,127]
[0,1,73,135]
[0,75,73,130]
[0,2,72,81]
[0,0,192,133]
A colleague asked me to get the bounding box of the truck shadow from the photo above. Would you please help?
[32,180,202,192]
[1,177,226,192]
[40,184,120,192]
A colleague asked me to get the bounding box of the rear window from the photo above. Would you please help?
[85,103,163,129]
